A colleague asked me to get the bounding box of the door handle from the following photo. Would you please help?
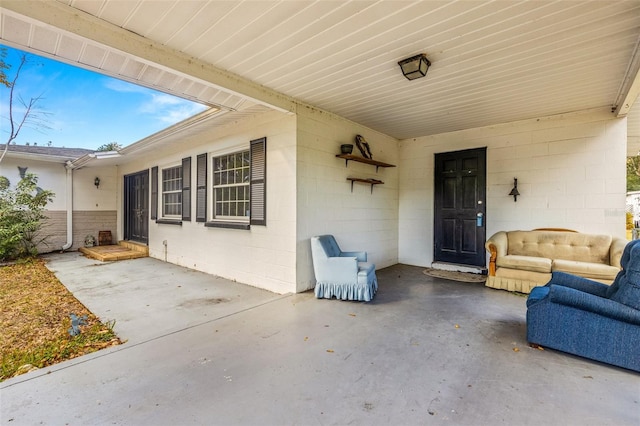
[476,212,483,227]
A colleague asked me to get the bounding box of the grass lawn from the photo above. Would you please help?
[0,258,121,381]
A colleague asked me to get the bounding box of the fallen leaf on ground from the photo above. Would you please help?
[326,349,334,353]
[0,258,121,381]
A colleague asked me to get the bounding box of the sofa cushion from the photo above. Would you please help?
[552,259,620,280]
[507,231,611,263]
[357,262,375,275]
[497,255,551,273]
[609,243,640,310]
[609,280,640,310]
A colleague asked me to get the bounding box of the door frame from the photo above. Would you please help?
[123,170,149,244]
[433,147,487,267]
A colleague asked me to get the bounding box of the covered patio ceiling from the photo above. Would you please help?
[1,0,640,142]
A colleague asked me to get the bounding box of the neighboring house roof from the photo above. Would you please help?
[0,144,95,162]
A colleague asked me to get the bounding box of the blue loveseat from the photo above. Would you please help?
[526,239,640,372]
[310,235,378,301]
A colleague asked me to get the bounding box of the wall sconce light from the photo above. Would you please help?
[398,53,431,80]
[94,177,100,189]
[509,177,520,202]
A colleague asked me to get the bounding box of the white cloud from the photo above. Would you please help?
[139,93,207,124]
[104,79,208,126]
[103,79,149,94]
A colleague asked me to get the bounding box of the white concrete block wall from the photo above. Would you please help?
[296,106,399,291]
[398,108,627,268]
[118,110,298,294]
[73,166,118,211]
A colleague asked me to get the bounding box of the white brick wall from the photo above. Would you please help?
[398,108,627,268]
[118,110,299,295]
[295,106,399,291]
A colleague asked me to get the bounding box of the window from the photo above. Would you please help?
[213,150,250,221]
[162,165,182,217]
[151,157,191,224]
[203,137,266,229]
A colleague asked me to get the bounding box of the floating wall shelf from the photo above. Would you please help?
[335,154,396,172]
[347,177,384,193]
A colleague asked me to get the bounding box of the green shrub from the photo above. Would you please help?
[0,173,54,261]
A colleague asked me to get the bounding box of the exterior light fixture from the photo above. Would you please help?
[94,177,100,188]
[398,54,431,80]
[509,178,520,202]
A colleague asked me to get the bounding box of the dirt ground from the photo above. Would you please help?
[0,258,120,381]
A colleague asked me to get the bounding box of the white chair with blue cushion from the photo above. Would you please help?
[310,235,378,301]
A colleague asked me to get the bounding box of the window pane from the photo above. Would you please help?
[162,166,182,217]
[211,149,250,220]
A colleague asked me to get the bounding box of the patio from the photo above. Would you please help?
[1,253,638,425]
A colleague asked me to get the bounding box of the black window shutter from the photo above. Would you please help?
[182,157,191,221]
[196,153,207,222]
[250,137,266,226]
[151,166,158,220]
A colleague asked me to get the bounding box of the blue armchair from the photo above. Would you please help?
[310,235,378,301]
[526,239,640,372]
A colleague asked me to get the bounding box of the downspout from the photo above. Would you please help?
[62,161,73,251]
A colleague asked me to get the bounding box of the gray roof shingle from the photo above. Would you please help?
[0,144,95,160]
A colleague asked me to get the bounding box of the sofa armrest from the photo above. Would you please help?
[340,251,367,262]
[546,271,609,297]
[485,231,508,276]
[609,238,627,268]
[548,284,640,326]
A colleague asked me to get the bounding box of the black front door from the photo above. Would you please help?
[124,170,149,244]
[434,147,486,267]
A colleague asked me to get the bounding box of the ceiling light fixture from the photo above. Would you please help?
[398,54,431,80]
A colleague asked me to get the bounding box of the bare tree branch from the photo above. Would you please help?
[1,53,49,163]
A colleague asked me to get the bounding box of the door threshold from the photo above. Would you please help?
[431,262,487,275]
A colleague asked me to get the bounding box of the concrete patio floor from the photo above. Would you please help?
[1,252,638,425]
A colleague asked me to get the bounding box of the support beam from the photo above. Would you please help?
[1,1,297,114]
[614,35,640,117]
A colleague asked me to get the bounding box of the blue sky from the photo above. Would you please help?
[0,45,208,150]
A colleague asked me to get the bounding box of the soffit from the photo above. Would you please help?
[0,7,256,113]
[2,1,640,140]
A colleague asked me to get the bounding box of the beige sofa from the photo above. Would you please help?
[485,229,627,293]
